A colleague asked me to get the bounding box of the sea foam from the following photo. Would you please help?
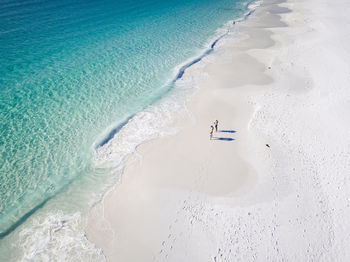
[18,212,105,262]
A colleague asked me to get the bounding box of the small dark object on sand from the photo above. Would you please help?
[268,67,271,69]
[266,144,270,148]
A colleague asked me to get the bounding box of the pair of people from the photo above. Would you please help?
[210,120,219,140]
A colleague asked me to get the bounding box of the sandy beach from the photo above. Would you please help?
[86,0,350,261]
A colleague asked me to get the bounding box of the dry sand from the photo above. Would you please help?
[86,0,350,261]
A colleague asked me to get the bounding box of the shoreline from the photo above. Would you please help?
[94,1,259,152]
[86,0,350,260]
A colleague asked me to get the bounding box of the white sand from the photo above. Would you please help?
[86,0,350,261]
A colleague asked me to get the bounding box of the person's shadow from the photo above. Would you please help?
[219,130,236,133]
[213,130,236,141]
[213,137,234,141]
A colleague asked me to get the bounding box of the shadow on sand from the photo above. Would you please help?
[213,137,234,141]
[219,130,236,133]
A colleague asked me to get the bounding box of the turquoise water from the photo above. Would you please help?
[0,0,253,259]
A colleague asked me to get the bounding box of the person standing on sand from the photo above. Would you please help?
[210,125,214,140]
[214,120,218,132]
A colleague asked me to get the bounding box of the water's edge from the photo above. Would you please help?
[96,6,257,149]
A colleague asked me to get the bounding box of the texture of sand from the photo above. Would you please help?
[86,0,350,260]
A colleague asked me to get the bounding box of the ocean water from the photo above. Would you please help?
[0,0,255,260]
